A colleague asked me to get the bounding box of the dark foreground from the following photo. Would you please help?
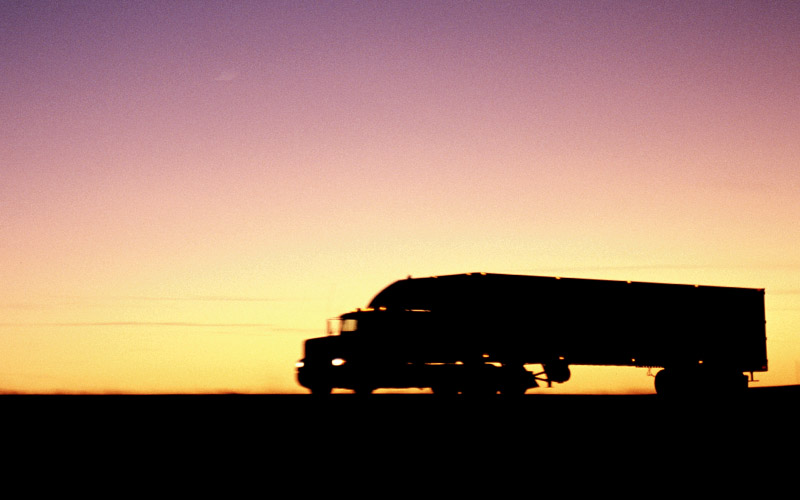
[3,386,796,486]
[3,385,797,435]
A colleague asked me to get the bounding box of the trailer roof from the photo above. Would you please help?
[367,272,763,311]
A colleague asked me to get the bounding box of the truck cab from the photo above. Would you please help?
[296,306,539,395]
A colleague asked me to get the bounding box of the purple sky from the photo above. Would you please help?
[2,1,799,393]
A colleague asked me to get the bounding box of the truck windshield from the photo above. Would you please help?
[327,318,357,335]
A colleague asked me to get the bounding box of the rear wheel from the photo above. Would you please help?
[709,371,749,395]
[498,366,532,397]
[655,368,749,396]
[654,369,674,396]
[431,384,459,397]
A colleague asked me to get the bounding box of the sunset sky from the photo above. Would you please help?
[2,0,799,394]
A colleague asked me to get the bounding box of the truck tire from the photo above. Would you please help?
[655,367,704,396]
[654,369,674,396]
[654,368,698,396]
[499,383,527,398]
[498,373,528,397]
[709,371,749,395]
[353,386,374,396]
[309,385,332,396]
[431,384,459,397]
[655,368,748,396]
[462,385,498,398]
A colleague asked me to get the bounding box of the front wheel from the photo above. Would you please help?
[309,385,332,396]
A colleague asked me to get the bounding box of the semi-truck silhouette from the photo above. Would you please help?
[296,273,767,396]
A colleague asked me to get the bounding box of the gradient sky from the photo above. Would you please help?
[2,0,799,394]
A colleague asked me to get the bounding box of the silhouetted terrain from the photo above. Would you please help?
[4,385,795,437]
[5,387,792,481]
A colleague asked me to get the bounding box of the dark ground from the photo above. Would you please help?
[3,385,796,439]
[3,386,796,489]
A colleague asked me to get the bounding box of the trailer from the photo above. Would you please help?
[296,273,768,396]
